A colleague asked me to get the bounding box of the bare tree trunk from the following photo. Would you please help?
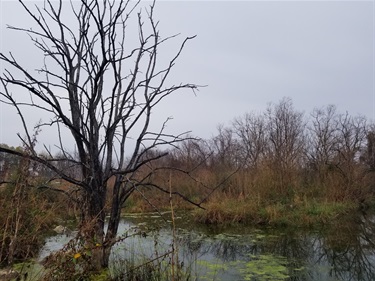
[79,188,107,269]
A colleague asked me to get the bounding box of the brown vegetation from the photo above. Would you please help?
[0,145,75,267]
[127,98,375,226]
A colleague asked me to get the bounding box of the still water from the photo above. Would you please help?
[39,212,375,281]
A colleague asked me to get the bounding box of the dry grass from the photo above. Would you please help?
[126,161,374,228]
[0,168,76,267]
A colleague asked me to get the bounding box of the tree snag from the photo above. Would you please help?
[0,0,198,270]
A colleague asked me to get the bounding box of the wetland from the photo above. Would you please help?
[39,210,375,281]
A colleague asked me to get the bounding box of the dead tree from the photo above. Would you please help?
[0,0,198,269]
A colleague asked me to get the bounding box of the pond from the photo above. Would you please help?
[39,211,375,281]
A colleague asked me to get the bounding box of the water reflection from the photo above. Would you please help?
[311,214,375,281]
[40,212,375,281]
[172,212,375,281]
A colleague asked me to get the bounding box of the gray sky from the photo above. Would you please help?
[0,1,374,149]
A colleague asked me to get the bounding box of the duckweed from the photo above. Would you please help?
[240,254,289,281]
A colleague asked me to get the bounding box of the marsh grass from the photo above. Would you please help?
[0,176,74,267]
[193,189,360,227]
[109,250,193,281]
[108,180,196,281]
[122,158,375,228]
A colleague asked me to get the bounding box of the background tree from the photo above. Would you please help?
[233,111,266,170]
[0,0,198,270]
[209,125,240,170]
[264,97,306,193]
[306,106,368,200]
[335,113,367,181]
[365,126,375,171]
[307,105,339,183]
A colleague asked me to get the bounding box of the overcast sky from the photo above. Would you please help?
[0,1,374,149]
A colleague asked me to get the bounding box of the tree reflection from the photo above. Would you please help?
[315,213,375,281]
[175,213,375,281]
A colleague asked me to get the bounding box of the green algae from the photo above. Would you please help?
[240,254,289,281]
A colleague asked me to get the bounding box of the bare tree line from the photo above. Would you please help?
[158,97,373,201]
[2,97,372,198]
